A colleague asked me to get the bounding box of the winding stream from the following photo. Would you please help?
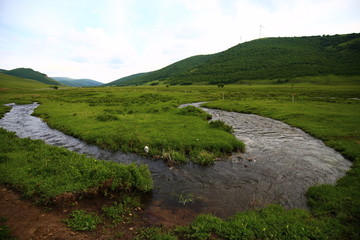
[0,102,351,226]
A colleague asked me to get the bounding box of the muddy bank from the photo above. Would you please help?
[0,103,352,225]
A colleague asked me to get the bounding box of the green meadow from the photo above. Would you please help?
[27,87,244,165]
[0,74,360,239]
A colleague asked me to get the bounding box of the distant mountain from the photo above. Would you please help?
[3,68,61,85]
[107,33,360,86]
[52,77,103,87]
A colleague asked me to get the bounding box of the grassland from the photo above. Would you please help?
[0,75,359,239]
[30,87,244,165]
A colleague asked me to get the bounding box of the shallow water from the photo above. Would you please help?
[0,103,352,225]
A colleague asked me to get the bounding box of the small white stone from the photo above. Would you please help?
[144,146,149,153]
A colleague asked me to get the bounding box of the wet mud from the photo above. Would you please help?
[0,103,351,225]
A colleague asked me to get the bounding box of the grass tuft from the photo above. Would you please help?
[209,120,233,133]
[64,210,102,231]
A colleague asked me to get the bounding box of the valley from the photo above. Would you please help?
[1,33,359,239]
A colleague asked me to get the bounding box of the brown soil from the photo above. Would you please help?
[0,186,162,240]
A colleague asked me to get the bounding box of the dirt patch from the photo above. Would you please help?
[0,186,158,240]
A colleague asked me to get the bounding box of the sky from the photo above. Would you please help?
[0,0,359,83]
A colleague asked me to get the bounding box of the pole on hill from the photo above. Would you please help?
[259,25,264,38]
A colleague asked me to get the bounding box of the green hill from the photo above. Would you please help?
[105,72,147,86]
[106,54,213,86]
[0,73,51,89]
[3,68,61,85]
[52,77,103,87]
[108,33,360,86]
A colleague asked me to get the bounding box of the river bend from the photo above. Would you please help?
[0,103,351,225]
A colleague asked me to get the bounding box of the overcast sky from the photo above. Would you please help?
[1,0,359,83]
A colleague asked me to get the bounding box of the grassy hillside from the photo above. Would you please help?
[106,54,213,86]
[3,68,61,85]
[0,73,50,89]
[105,72,147,86]
[108,33,360,86]
[52,77,103,87]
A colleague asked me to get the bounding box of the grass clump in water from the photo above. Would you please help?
[162,149,189,164]
[102,194,141,224]
[189,150,217,166]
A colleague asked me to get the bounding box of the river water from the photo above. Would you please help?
[0,102,351,226]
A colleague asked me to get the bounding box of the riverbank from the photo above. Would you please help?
[0,102,351,221]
